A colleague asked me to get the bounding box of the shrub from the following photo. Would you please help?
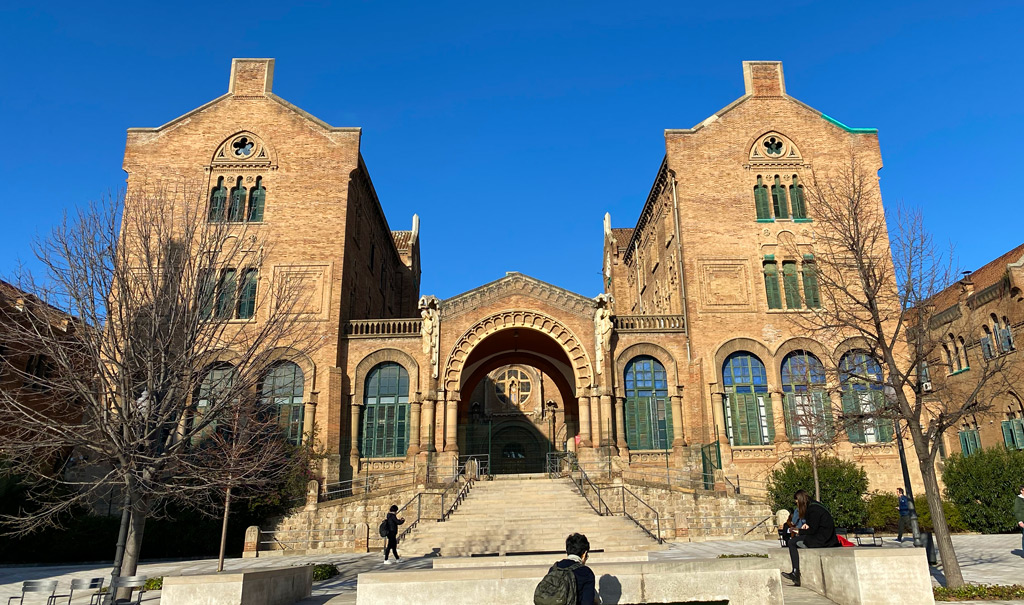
[915,496,967,533]
[942,448,1024,534]
[312,564,339,581]
[864,492,899,532]
[767,456,868,528]
[933,583,1024,601]
[143,577,163,591]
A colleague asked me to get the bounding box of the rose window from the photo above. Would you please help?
[762,136,784,156]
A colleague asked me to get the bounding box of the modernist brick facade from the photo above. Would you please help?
[122,58,927,493]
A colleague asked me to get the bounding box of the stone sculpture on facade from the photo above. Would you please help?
[593,293,614,375]
[419,295,440,379]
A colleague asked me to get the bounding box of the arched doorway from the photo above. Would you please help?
[450,320,587,474]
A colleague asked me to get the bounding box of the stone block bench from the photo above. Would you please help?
[767,547,933,605]
[357,557,782,604]
[162,566,312,605]
[432,551,650,568]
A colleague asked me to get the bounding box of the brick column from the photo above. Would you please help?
[770,391,788,444]
[578,396,593,447]
[444,396,459,454]
[589,393,602,446]
[349,400,363,463]
[711,391,728,443]
[302,391,318,447]
[407,400,422,455]
[670,392,685,447]
[614,396,628,451]
[421,398,436,452]
[600,394,613,446]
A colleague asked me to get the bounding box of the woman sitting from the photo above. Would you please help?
[782,489,839,586]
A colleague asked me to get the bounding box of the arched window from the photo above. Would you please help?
[248,176,266,222]
[624,356,672,450]
[958,416,981,456]
[780,351,830,443]
[949,334,963,372]
[262,361,304,445]
[999,316,1015,353]
[228,177,246,222]
[958,336,969,371]
[839,351,892,443]
[789,175,807,219]
[361,362,410,458]
[722,352,772,446]
[771,176,789,219]
[982,321,996,360]
[754,176,771,220]
[1001,393,1024,450]
[196,363,235,410]
[209,177,227,222]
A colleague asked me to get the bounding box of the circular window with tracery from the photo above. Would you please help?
[762,136,785,157]
[494,367,531,407]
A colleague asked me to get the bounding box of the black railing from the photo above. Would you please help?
[322,466,417,501]
[605,485,663,544]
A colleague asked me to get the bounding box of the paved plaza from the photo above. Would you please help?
[1,534,1021,604]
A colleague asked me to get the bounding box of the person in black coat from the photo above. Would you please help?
[383,504,405,564]
[782,489,839,586]
[552,533,597,605]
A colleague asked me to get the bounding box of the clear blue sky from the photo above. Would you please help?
[1,1,1022,301]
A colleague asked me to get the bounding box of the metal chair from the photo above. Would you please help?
[51,578,105,605]
[108,576,147,605]
[7,580,58,605]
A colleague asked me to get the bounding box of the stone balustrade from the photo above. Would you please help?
[612,314,686,332]
[344,318,422,337]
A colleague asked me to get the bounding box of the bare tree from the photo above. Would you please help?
[782,389,838,501]
[792,155,1016,587]
[0,182,318,595]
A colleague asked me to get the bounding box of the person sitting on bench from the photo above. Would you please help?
[782,489,839,586]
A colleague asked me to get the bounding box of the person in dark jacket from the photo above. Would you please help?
[383,504,405,564]
[782,489,839,586]
[896,487,912,542]
[553,532,597,605]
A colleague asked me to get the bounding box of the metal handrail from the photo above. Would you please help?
[743,515,773,536]
[612,485,663,544]
[397,493,423,541]
[567,459,610,516]
[322,467,417,501]
[441,475,475,521]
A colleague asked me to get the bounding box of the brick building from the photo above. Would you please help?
[915,244,1024,458]
[122,58,925,493]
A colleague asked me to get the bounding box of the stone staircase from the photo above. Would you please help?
[398,474,665,557]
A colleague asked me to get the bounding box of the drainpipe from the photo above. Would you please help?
[669,170,692,362]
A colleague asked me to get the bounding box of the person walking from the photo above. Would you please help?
[383,504,405,564]
[896,487,912,542]
[534,533,596,605]
[1014,485,1024,555]
[782,489,839,587]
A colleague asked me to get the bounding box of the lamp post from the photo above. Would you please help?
[546,400,557,453]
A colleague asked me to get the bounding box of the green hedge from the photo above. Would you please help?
[914,495,968,533]
[767,456,868,528]
[942,448,1024,534]
[864,491,967,533]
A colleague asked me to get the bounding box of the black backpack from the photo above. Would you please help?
[378,519,388,538]
[534,561,580,605]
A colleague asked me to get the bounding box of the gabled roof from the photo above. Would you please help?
[928,243,1024,312]
[440,272,596,320]
[611,228,634,250]
[392,230,414,253]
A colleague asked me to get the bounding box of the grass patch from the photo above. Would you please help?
[716,553,768,558]
[933,584,1024,601]
[143,577,163,591]
[312,564,339,581]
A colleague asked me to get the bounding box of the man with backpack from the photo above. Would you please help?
[534,533,596,605]
[381,504,404,564]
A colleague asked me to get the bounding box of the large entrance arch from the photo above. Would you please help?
[445,312,593,473]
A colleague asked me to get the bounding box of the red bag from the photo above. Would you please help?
[837,535,855,547]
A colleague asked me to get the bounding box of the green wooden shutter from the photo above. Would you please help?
[754,177,771,219]
[636,397,653,449]
[802,263,820,308]
[970,430,982,454]
[772,176,789,218]
[237,269,258,319]
[958,431,969,455]
[248,179,266,222]
[764,263,782,309]
[216,269,237,319]
[1002,420,1016,448]
[209,181,227,221]
[783,262,802,309]
[731,393,752,446]
[229,180,247,222]
[783,393,797,441]
[842,392,864,443]
[1012,419,1024,449]
[812,391,833,439]
[625,398,639,448]
[660,397,673,449]
[744,394,760,446]
[790,177,806,218]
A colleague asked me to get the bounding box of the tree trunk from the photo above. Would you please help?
[103,491,132,605]
[919,457,964,587]
[218,485,232,572]
[117,503,149,600]
[811,448,821,501]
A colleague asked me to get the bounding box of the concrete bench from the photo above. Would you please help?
[432,551,650,568]
[768,547,933,605]
[162,566,312,605]
[357,558,782,604]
